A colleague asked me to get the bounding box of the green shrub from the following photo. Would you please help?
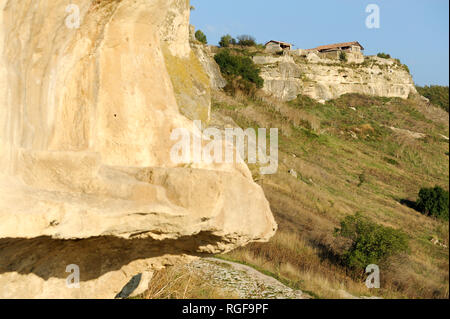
[393,58,411,74]
[403,64,410,74]
[416,186,449,221]
[416,85,449,112]
[377,52,391,59]
[335,213,409,270]
[339,51,347,62]
[195,30,207,44]
[214,49,264,91]
[219,34,236,48]
[237,35,257,47]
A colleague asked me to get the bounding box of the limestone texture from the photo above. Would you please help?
[189,26,227,90]
[253,53,417,102]
[0,0,277,298]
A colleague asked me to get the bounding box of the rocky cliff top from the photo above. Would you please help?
[254,50,417,102]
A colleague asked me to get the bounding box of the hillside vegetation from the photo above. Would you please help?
[211,83,449,298]
[416,85,449,112]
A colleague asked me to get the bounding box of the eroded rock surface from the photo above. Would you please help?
[189,26,226,90]
[0,0,276,298]
[254,54,417,102]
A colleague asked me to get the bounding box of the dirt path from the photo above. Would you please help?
[187,258,310,299]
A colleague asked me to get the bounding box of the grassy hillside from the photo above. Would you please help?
[211,90,449,299]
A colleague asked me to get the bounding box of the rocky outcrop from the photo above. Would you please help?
[160,1,211,122]
[253,55,303,102]
[189,26,227,90]
[191,43,227,90]
[0,0,276,298]
[254,53,417,102]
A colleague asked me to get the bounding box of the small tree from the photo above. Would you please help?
[237,35,256,47]
[335,213,409,270]
[416,186,449,221]
[195,30,207,44]
[339,51,348,62]
[214,49,264,96]
[214,50,263,87]
[219,34,234,48]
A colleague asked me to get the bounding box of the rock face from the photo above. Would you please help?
[191,43,227,90]
[0,0,277,298]
[189,26,227,90]
[254,53,417,102]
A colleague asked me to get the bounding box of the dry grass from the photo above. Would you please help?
[255,93,321,132]
[224,230,380,299]
[142,263,238,299]
[213,92,449,299]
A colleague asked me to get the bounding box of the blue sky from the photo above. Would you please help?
[190,0,449,86]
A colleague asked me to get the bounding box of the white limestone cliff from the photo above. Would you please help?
[0,0,277,298]
[253,53,417,102]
